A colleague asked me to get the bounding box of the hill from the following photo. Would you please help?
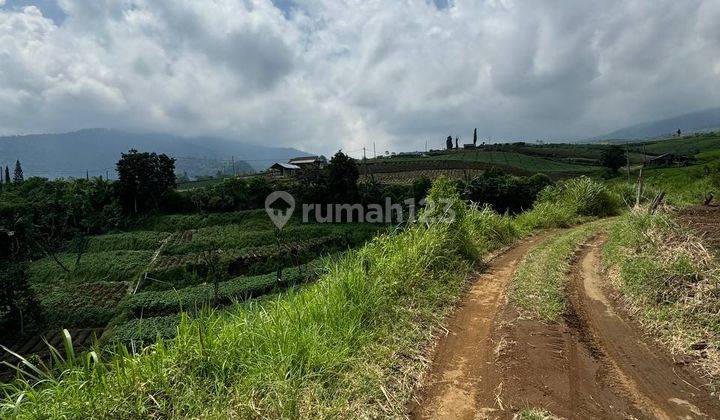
[0,129,307,179]
[592,107,720,141]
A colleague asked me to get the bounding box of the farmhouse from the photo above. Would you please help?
[269,162,301,176]
[288,155,327,169]
[645,153,696,168]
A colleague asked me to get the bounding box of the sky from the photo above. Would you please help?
[1,0,719,157]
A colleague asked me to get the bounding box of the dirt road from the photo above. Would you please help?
[407,234,551,419]
[409,234,720,419]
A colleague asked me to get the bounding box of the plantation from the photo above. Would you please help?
[20,214,385,340]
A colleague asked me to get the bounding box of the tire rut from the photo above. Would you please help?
[407,233,553,420]
[566,237,720,419]
[408,232,720,419]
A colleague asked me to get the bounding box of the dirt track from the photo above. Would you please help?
[409,233,720,419]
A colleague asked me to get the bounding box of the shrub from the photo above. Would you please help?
[536,176,620,217]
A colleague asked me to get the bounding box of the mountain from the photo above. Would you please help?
[0,129,308,179]
[591,107,720,141]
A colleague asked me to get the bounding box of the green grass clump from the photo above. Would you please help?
[603,213,720,351]
[606,164,713,206]
[511,221,606,321]
[515,408,558,420]
[515,176,619,232]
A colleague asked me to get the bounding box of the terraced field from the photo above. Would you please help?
[23,210,386,346]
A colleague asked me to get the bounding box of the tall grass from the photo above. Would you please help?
[515,176,620,232]
[0,177,620,417]
[603,212,720,376]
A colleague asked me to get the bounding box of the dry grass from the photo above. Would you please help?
[603,211,720,387]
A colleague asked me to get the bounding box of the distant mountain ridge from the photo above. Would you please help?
[591,107,720,141]
[0,129,307,179]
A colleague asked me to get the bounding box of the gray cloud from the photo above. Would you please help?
[0,0,719,156]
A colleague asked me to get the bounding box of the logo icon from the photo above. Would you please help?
[265,191,295,229]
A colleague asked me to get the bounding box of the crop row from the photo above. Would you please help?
[85,221,381,254]
[126,265,314,318]
[132,209,271,232]
[32,281,132,329]
[142,235,352,291]
[30,224,382,289]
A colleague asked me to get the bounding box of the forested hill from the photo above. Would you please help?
[0,129,306,179]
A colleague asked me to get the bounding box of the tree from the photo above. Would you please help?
[446,136,453,150]
[600,145,625,173]
[116,149,176,214]
[5,165,11,184]
[473,128,477,146]
[455,137,459,149]
[326,150,359,203]
[0,262,43,337]
[13,160,23,183]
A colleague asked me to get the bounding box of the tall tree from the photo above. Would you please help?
[116,149,176,214]
[600,145,626,173]
[5,165,11,184]
[13,160,23,183]
[455,137,459,149]
[0,261,43,337]
[446,136,453,150]
[326,150,359,203]
[473,128,477,146]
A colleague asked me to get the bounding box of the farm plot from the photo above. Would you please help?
[25,213,386,348]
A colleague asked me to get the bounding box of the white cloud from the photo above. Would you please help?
[1,0,719,155]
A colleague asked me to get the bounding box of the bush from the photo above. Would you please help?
[460,169,553,214]
[515,177,620,232]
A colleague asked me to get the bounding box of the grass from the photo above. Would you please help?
[606,164,712,206]
[511,221,607,321]
[631,133,720,156]
[0,177,621,418]
[602,212,720,380]
[515,408,558,420]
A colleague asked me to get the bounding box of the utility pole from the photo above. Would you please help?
[86,170,89,180]
[373,142,376,159]
[363,147,366,160]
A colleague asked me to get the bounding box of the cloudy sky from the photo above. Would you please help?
[1,0,719,156]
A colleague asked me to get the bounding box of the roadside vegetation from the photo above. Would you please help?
[603,211,720,381]
[0,176,619,417]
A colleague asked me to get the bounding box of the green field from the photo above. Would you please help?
[630,133,720,158]
[26,210,386,336]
